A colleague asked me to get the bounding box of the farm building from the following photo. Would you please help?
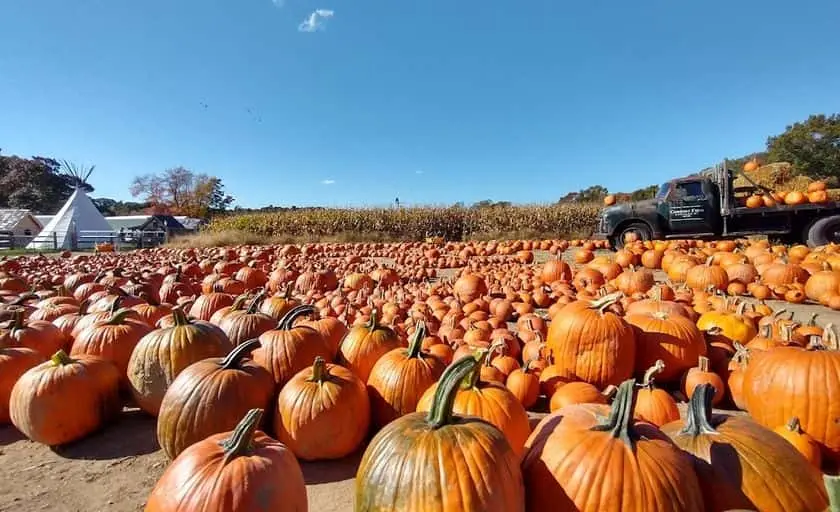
[0,209,43,249]
[105,215,189,248]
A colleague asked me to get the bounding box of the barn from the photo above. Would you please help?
[0,209,44,249]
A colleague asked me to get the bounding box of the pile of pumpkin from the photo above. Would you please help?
[0,239,840,511]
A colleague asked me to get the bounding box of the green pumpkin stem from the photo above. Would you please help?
[278,304,316,330]
[221,339,261,370]
[680,383,718,436]
[426,354,480,429]
[308,356,329,383]
[220,408,264,464]
[406,321,427,359]
[51,349,75,366]
[367,309,380,331]
[590,379,637,446]
[108,296,124,315]
[245,290,266,314]
[171,307,191,327]
[824,474,840,512]
[463,347,490,389]
[106,308,133,325]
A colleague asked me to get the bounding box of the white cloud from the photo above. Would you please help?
[321,179,336,185]
[415,170,424,175]
[271,0,284,7]
[299,9,334,32]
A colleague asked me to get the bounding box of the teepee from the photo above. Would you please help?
[28,162,113,250]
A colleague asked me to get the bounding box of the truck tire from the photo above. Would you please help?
[807,215,840,248]
[613,222,652,250]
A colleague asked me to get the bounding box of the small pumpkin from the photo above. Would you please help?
[505,359,540,410]
[336,309,402,383]
[774,417,822,469]
[217,291,275,346]
[634,360,680,427]
[355,355,525,511]
[145,409,307,511]
[682,355,724,406]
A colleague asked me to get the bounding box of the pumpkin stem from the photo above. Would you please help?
[51,349,75,366]
[786,416,803,433]
[602,384,618,401]
[221,339,261,370]
[219,408,264,464]
[680,383,718,436]
[105,308,133,325]
[171,307,190,327]
[588,292,622,313]
[463,347,491,389]
[308,356,330,383]
[590,379,637,446]
[278,304,316,330]
[640,360,665,389]
[245,290,266,314]
[823,474,840,512]
[366,309,380,331]
[10,307,25,331]
[697,355,711,373]
[426,354,480,429]
[521,357,536,373]
[108,295,124,315]
[406,321,426,359]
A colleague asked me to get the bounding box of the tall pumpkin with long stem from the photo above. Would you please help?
[633,360,679,427]
[545,292,636,388]
[145,409,307,512]
[355,355,525,511]
[522,379,704,512]
[217,291,275,346]
[367,321,446,430]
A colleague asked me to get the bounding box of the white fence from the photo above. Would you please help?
[0,230,169,252]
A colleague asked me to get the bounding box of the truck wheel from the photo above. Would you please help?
[614,223,651,250]
[807,215,840,248]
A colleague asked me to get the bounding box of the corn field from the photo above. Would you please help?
[206,203,602,241]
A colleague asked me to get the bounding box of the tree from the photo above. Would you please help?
[767,114,840,180]
[577,185,609,202]
[0,155,90,213]
[130,167,235,218]
[629,185,658,201]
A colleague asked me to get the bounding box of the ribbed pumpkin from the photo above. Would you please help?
[146,409,307,512]
[695,302,757,345]
[10,350,121,445]
[217,292,275,346]
[743,327,840,463]
[625,310,706,383]
[127,308,233,416]
[355,355,525,512]
[662,384,828,512]
[522,380,704,512]
[336,309,402,383]
[252,305,333,389]
[274,357,370,461]
[453,273,488,303]
[300,313,347,358]
[685,257,729,291]
[545,293,636,388]
[548,382,607,412]
[0,343,44,423]
[71,308,153,388]
[416,348,530,457]
[187,289,234,322]
[614,266,655,295]
[1,307,65,358]
[805,268,840,303]
[367,321,446,430]
[505,359,540,410]
[258,286,300,321]
[761,260,810,286]
[633,360,680,426]
[156,339,275,459]
[540,259,572,284]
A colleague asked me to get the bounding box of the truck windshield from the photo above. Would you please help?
[656,183,670,199]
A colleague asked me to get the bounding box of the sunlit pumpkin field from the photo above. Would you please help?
[2,238,840,511]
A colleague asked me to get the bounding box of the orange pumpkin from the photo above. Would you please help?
[634,360,680,426]
[774,417,822,469]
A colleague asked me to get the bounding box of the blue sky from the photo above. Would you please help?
[1,0,839,208]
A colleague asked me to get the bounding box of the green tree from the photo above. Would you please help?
[577,185,608,202]
[0,155,90,213]
[629,185,658,201]
[767,114,840,179]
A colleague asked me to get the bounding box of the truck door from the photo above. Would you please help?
[665,180,716,234]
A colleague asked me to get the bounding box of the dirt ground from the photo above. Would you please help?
[1,248,838,511]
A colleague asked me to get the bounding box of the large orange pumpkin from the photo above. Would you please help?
[743,327,840,463]
[1,307,65,358]
[274,356,369,460]
[336,309,401,383]
[625,311,706,383]
[355,355,525,511]
[145,409,307,512]
[522,380,704,511]
[545,293,636,388]
[10,350,121,445]
[662,384,828,512]
[156,339,275,459]
[0,344,44,423]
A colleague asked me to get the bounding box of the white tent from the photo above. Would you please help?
[28,188,113,250]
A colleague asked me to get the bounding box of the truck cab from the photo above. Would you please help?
[594,160,840,248]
